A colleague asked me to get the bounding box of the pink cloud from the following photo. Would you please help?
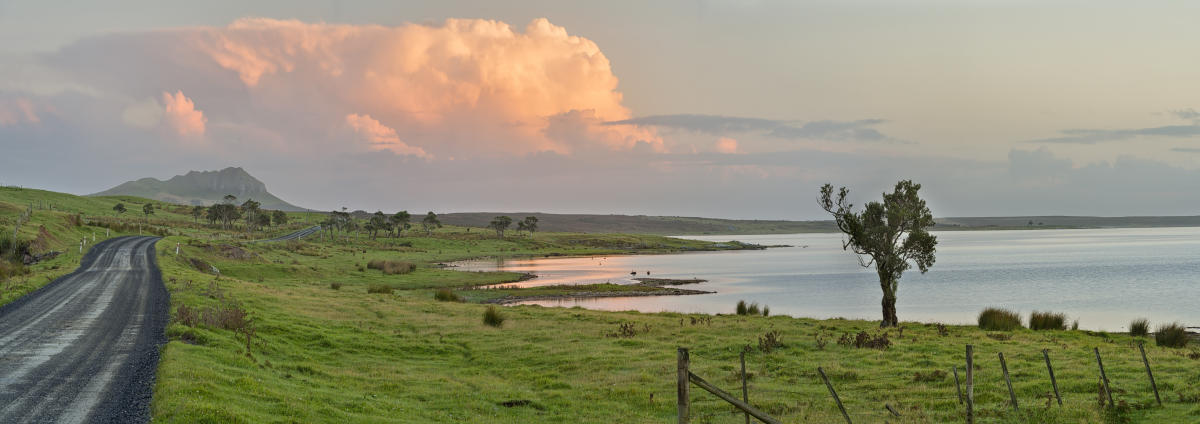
[186,17,659,155]
[345,113,431,159]
[161,91,206,136]
[0,98,41,126]
[715,137,741,154]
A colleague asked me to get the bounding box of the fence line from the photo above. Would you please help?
[675,341,1168,423]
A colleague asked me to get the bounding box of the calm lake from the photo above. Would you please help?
[454,227,1200,331]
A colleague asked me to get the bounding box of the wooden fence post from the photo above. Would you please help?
[1094,347,1114,408]
[678,348,690,424]
[953,366,963,404]
[885,403,901,417]
[1042,349,1062,406]
[818,367,853,424]
[1138,341,1161,406]
[999,352,1018,411]
[966,345,974,424]
[741,351,750,424]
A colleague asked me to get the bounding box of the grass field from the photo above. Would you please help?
[3,186,1200,423]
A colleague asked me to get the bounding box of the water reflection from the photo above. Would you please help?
[456,228,1200,331]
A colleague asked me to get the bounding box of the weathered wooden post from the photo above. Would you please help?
[678,348,690,424]
[999,352,1018,411]
[1094,347,1114,408]
[953,366,963,404]
[818,367,852,424]
[885,403,901,417]
[1138,341,1161,406]
[966,345,974,424]
[740,351,749,424]
[1042,349,1062,406]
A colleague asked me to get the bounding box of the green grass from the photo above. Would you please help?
[6,186,1200,422]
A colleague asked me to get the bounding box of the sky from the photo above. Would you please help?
[1,0,1199,220]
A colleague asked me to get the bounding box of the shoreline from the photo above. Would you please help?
[481,287,715,304]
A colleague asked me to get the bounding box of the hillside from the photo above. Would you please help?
[439,212,1200,235]
[91,167,306,211]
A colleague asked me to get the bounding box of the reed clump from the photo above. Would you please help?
[978,307,1023,331]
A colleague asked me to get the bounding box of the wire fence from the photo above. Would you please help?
[677,339,1178,424]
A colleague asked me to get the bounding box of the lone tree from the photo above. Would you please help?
[191,205,204,223]
[488,216,513,238]
[113,203,127,216]
[390,211,411,237]
[142,203,155,222]
[818,180,937,328]
[421,212,441,235]
[272,210,288,226]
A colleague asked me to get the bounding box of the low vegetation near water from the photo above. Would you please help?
[5,186,1200,423]
[978,307,1024,331]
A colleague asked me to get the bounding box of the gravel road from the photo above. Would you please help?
[0,236,168,423]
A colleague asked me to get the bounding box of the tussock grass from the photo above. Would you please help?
[483,306,505,327]
[1029,311,1067,331]
[329,282,342,290]
[1130,318,1149,337]
[367,259,416,275]
[434,288,463,302]
[366,284,394,294]
[978,307,1023,331]
[1155,322,1189,348]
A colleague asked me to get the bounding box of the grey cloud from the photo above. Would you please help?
[604,113,896,142]
[1169,108,1199,121]
[1029,125,1200,144]
[1171,147,1200,153]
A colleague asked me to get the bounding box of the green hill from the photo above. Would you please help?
[91,167,306,211]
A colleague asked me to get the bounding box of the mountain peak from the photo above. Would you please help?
[91,168,306,211]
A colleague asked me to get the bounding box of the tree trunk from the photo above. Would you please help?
[880,290,898,327]
[879,271,899,327]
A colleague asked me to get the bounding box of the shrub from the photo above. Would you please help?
[978,307,1022,331]
[367,259,416,275]
[1071,320,1080,330]
[736,300,747,315]
[762,306,770,317]
[837,331,891,349]
[1030,311,1067,331]
[1155,322,1189,348]
[366,284,394,294]
[746,303,761,316]
[758,330,783,352]
[329,282,342,290]
[483,306,505,327]
[434,288,463,302]
[1130,318,1149,337]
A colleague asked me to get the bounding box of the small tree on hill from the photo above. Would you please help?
[516,216,539,238]
[113,203,127,216]
[142,203,154,222]
[390,211,411,237]
[818,180,938,328]
[368,211,391,240]
[191,205,204,223]
[489,216,513,238]
[272,210,288,226]
[422,212,441,235]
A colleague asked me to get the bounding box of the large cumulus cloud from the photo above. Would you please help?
[32,17,658,158]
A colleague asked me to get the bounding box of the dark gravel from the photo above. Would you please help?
[0,236,168,423]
